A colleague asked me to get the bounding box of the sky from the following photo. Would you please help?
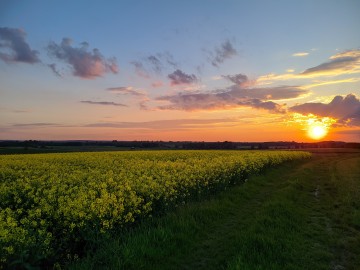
[0,0,360,142]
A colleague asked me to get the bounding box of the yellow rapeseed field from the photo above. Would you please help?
[0,150,310,266]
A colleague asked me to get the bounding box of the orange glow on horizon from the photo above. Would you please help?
[290,113,336,141]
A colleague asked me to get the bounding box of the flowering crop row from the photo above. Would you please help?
[0,150,310,267]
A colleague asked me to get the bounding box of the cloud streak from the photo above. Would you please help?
[106,86,146,96]
[85,118,238,130]
[80,100,127,107]
[292,52,309,57]
[290,94,360,126]
[301,49,360,77]
[0,27,40,64]
[47,38,118,79]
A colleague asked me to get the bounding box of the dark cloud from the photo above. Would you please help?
[301,49,360,76]
[210,40,237,67]
[168,69,198,85]
[47,38,118,79]
[0,27,40,64]
[80,100,127,107]
[290,94,360,126]
[107,87,145,96]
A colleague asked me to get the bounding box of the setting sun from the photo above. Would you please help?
[307,124,328,140]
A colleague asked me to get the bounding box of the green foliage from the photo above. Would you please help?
[0,150,310,268]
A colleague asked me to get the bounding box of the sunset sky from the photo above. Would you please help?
[1,0,360,142]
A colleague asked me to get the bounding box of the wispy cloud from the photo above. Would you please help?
[85,118,238,130]
[80,100,127,107]
[131,61,150,78]
[290,93,360,126]
[168,69,198,86]
[0,27,40,64]
[47,38,118,79]
[106,86,146,96]
[48,63,62,77]
[301,49,360,77]
[12,123,59,127]
[209,40,237,67]
[292,52,309,57]
[303,78,360,89]
[258,49,360,85]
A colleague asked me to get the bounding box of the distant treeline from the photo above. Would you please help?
[0,140,359,150]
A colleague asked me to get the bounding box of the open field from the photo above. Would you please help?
[69,149,360,270]
[0,150,309,269]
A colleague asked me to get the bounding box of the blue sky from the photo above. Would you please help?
[1,0,360,141]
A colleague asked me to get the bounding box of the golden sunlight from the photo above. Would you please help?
[307,124,328,140]
[290,113,336,141]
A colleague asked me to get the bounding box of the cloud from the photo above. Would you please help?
[292,52,309,57]
[147,55,162,73]
[301,49,360,77]
[168,69,198,86]
[131,61,149,78]
[48,63,62,77]
[80,100,127,107]
[257,49,360,85]
[210,40,237,67]
[155,85,306,113]
[151,81,164,88]
[12,123,59,127]
[106,86,145,96]
[47,38,118,79]
[85,118,238,130]
[0,27,40,64]
[222,73,256,88]
[290,93,360,126]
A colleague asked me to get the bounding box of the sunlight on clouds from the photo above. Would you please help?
[292,52,309,57]
[303,78,360,89]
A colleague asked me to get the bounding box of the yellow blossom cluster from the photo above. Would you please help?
[0,150,310,267]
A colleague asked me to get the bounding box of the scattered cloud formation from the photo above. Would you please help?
[107,86,146,96]
[301,49,360,77]
[156,91,285,113]
[209,40,237,67]
[292,52,309,57]
[47,38,118,79]
[168,69,198,86]
[80,100,127,107]
[0,27,40,64]
[290,94,360,126]
[155,85,306,113]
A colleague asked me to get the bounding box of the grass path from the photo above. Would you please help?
[70,151,360,270]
